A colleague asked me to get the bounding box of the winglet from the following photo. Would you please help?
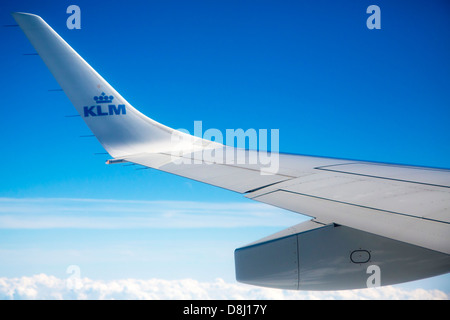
[12,12,214,158]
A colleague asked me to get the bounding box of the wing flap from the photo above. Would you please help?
[275,171,450,222]
[250,189,450,254]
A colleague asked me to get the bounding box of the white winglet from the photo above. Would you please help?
[12,12,217,158]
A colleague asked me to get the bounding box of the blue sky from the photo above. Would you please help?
[0,0,449,299]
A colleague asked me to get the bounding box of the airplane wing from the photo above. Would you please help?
[13,12,450,290]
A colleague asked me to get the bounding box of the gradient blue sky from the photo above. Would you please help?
[0,0,449,298]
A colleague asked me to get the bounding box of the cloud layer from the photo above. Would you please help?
[0,197,304,229]
[1,198,447,300]
[0,274,447,300]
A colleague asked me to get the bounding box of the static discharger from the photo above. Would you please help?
[106,158,128,165]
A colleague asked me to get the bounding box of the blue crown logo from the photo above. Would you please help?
[94,92,114,104]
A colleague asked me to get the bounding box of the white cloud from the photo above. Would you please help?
[0,274,447,300]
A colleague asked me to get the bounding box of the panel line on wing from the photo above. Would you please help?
[267,189,450,225]
[315,165,450,189]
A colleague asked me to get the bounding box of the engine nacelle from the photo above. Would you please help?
[234,221,450,290]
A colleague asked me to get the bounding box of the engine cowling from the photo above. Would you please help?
[234,221,450,290]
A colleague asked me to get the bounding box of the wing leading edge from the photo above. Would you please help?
[13,12,450,290]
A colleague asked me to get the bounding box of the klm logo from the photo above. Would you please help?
[83,92,126,117]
